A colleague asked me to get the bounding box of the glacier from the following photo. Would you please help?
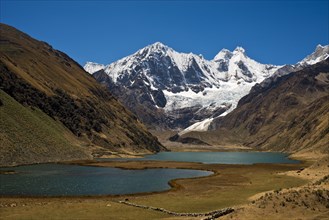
[84,43,329,132]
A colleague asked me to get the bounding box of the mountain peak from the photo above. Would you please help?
[213,48,233,61]
[213,46,247,61]
[233,46,246,54]
[152,41,167,47]
[146,42,171,51]
[316,44,324,50]
[85,61,103,66]
[299,44,329,66]
[83,62,105,74]
[136,42,173,57]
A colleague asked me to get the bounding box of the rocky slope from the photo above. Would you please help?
[179,58,329,154]
[0,23,165,166]
[87,42,281,129]
[178,44,329,135]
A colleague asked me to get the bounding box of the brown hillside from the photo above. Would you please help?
[215,59,329,152]
[0,23,165,166]
[180,59,329,154]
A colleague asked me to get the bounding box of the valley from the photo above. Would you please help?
[1,20,329,220]
[1,147,328,219]
[0,155,317,220]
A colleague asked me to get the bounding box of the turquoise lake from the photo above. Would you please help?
[0,164,212,196]
[0,152,298,196]
[98,151,299,164]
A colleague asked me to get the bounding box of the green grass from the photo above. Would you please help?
[0,90,89,166]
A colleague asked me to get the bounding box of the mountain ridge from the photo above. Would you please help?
[0,23,165,166]
[177,58,329,154]
[86,42,289,129]
[85,42,328,130]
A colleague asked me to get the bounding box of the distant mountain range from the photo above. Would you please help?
[85,43,329,130]
[177,58,329,154]
[0,23,165,166]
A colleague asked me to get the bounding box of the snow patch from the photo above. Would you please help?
[179,118,214,135]
[84,62,105,74]
[298,45,329,66]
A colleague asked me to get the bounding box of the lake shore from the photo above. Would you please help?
[2,151,327,220]
[1,145,328,220]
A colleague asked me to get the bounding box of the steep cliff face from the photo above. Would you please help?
[0,23,165,166]
[207,59,329,153]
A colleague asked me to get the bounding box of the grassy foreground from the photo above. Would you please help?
[0,90,90,166]
[0,160,308,220]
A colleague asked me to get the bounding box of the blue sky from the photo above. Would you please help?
[1,0,328,65]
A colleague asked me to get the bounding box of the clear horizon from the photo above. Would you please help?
[1,0,328,66]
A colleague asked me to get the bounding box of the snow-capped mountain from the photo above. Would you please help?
[258,44,329,91]
[84,43,328,130]
[298,44,329,66]
[84,62,105,74]
[181,44,329,133]
[94,42,278,92]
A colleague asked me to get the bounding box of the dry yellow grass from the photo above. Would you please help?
[0,23,164,166]
[221,155,329,220]
[0,160,309,220]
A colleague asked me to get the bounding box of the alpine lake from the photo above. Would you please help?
[0,152,299,196]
